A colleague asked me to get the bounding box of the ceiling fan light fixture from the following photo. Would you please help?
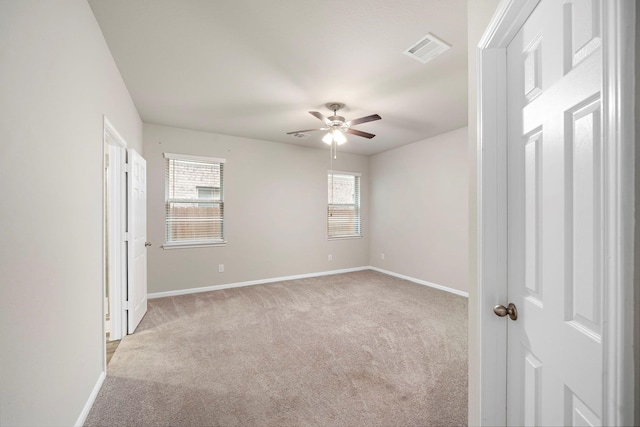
[323,129,347,145]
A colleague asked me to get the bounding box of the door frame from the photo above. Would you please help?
[103,117,128,348]
[476,0,636,425]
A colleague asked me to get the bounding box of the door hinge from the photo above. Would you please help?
[124,300,130,310]
[124,232,129,242]
[104,153,109,169]
[124,163,130,173]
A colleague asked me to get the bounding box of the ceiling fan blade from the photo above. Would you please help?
[286,128,327,135]
[347,114,381,126]
[346,128,376,139]
[309,111,331,125]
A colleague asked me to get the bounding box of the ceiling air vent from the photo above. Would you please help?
[289,132,309,139]
[403,33,451,64]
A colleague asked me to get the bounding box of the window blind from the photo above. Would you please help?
[164,153,225,246]
[328,171,361,238]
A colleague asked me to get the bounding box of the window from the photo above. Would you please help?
[164,153,225,247]
[196,186,220,207]
[328,171,361,238]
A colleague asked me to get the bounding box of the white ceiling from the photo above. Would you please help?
[89,0,468,156]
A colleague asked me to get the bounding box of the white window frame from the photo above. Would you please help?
[163,152,226,249]
[327,170,362,240]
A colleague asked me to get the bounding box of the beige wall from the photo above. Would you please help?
[0,0,143,425]
[369,127,469,293]
[467,0,501,425]
[144,124,369,294]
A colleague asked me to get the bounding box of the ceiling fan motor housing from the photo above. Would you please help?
[329,115,346,127]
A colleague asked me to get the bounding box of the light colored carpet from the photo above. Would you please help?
[86,270,468,426]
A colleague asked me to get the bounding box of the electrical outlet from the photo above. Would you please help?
[381,253,385,260]
[218,264,224,273]
[328,254,333,261]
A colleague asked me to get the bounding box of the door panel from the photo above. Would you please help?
[506,1,603,425]
[127,149,147,333]
[567,98,602,338]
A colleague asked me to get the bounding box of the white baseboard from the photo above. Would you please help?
[368,266,469,298]
[75,371,105,427]
[148,266,468,299]
[147,266,370,299]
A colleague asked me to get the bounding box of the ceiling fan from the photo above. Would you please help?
[287,103,381,146]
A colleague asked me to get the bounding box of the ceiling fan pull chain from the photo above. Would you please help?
[330,169,334,204]
[329,142,334,177]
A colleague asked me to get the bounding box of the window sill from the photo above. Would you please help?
[327,235,363,241]
[162,241,227,250]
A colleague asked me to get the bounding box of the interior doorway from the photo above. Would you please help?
[103,118,128,366]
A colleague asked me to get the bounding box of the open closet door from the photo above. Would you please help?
[127,149,148,333]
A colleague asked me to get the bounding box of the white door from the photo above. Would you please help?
[127,149,148,333]
[505,0,603,425]
[106,140,127,340]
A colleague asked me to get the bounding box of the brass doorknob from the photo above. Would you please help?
[494,303,518,321]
